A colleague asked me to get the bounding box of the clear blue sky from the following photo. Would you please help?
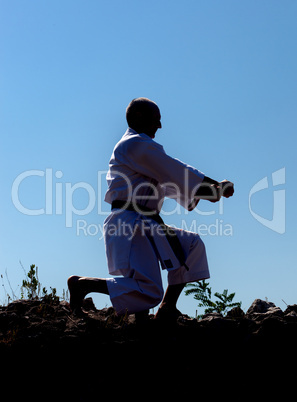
[1,0,296,315]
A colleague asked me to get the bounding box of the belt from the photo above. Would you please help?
[111,200,189,271]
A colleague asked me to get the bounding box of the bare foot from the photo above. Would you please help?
[154,303,182,322]
[67,275,88,315]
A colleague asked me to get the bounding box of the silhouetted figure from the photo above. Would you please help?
[68,97,234,321]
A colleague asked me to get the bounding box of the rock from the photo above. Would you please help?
[226,306,245,318]
[100,306,116,316]
[246,299,283,321]
[246,299,276,314]
[266,305,283,316]
[284,309,297,322]
[201,311,223,320]
[284,304,297,315]
[198,312,225,331]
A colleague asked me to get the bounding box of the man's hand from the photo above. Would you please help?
[220,180,234,198]
[194,176,234,203]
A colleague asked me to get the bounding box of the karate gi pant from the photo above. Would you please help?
[106,226,209,315]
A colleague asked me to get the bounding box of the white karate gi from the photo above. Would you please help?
[103,128,210,314]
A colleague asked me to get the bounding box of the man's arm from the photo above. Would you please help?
[195,176,234,202]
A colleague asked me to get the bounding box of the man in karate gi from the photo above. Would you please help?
[68,97,234,320]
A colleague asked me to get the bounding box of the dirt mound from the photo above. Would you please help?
[1,298,296,398]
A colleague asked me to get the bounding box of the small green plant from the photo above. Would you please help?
[42,286,59,304]
[21,264,59,303]
[21,264,40,299]
[185,280,241,318]
[1,263,67,306]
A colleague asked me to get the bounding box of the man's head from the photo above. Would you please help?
[126,97,162,138]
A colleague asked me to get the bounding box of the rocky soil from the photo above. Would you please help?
[1,297,297,398]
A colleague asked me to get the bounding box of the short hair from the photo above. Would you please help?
[126,97,158,128]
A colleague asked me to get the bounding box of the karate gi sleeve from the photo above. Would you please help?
[121,136,205,210]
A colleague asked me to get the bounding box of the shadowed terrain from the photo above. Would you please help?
[1,298,296,398]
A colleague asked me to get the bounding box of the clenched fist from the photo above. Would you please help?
[220,180,234,198]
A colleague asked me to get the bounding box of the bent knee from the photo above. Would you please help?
[152,285,164,305]
[148,283,164,306]
[140,282,164,307]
